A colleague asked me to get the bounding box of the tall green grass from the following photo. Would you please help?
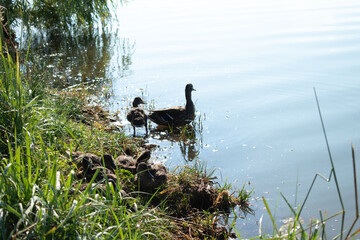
[0,36,172,239]
[0,37,37,153]
[0,135,173,239]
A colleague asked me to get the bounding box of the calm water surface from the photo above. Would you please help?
[110,0,360,237]
[30,0,360,237]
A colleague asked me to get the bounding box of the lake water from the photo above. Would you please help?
[111,0,360,237]
[28,0,360,237]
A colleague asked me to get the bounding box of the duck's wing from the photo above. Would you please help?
[149,106,186,126]
[126,110,133,122]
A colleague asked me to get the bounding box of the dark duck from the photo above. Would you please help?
[149,83,196,127]
[127,97,148,137]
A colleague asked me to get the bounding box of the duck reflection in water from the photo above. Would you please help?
[150,125,200,162]
[179,138,198,161]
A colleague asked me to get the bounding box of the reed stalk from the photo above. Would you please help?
[259,88,359,239]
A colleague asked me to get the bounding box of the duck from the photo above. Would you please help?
[135,162,168,192]
[127,97,148,137]
[149,83,196,127]
[116,150,151,174]
[72,152,117,184]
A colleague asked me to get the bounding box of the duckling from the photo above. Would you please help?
[149,83,196,127]
[127,97,148,137]
[115,150,151,174]
[135,162,168,192]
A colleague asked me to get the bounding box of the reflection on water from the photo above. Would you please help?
[179,139,198,161]
[150,122,203,162]
[23,30,135,92]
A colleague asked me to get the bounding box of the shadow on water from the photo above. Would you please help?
[20,29,135,93]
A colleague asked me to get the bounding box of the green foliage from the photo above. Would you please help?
[0,136,171,239]
[2,0,117,33]
[0,37,36,152]
[0,42,171,239]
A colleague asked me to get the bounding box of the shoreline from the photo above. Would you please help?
[0,57,252,238]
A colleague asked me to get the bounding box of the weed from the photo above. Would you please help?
[254,88,360,239]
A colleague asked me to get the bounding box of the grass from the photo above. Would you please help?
[0,41,158,238]
[0,35,252,239]
[0,138,173,239]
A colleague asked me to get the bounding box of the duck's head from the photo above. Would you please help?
[185,83,196,92]
[133,97,146,107]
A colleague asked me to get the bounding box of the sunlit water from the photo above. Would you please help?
[26,0,360,237]
[110,0,360,237]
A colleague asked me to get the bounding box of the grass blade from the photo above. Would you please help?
[262,196,279,236]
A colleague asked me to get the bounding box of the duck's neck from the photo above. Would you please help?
[185,91,195,117]
[185,90,193,107]
[186,88,193,101]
